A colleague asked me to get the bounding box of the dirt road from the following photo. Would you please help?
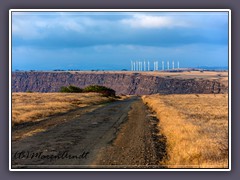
[12,96,165,169]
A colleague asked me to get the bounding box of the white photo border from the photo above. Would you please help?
[9,9,231,172]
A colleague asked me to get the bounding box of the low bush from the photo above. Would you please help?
[60,85,116,97]
[83,85,116,97]
[60,85,83,93]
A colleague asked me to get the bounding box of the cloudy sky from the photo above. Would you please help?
[12,11,229,71]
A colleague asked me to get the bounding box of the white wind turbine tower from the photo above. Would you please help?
[154,61,156,71]
[167,61,169,70]
[144,61,146,71]
[136,61,139,71]
[133,61,136,71]
[162,61,164,71]
[140,61,142,71]
[172,61,174,69]
[156,61,159,71]
[178,61,180,69]
[148,61,150,71]
[131,61,133,71]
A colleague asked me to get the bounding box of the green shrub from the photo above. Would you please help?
[68,85,83,92]
[60,86,71,93]
[59,85,116,97]
[60,85,83,93]
[83,85,116,97]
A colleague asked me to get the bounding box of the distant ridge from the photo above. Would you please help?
[195,66,228,71]
[12,71,228,95]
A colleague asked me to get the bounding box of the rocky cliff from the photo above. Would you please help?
[11,71,228,95]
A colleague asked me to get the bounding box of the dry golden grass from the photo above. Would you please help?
[12,92,115,126]
[142,94,228,168]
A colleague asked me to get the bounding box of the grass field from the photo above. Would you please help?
[142,94,228,168]
[12,92,116,126]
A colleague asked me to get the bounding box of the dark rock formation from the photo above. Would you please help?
[11,72,228,95]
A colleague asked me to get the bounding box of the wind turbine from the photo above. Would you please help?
[167,61,169,70]
[162,61,164,71]
[172,61,174,69]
